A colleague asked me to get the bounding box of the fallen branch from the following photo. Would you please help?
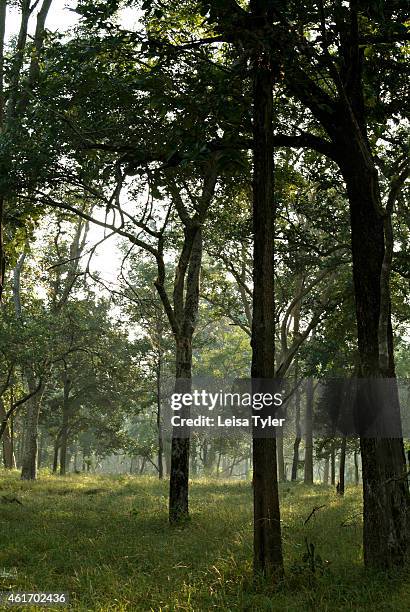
[304,504,326,525]
[1,496,23,505]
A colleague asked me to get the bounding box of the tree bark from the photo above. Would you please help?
[330,445,335,486]
[0,399,15,469]
[338,437,346,496]
[290,282,302,482]
[250,26,283,578]
[52,436,60,474]
[303,378,314,484]
[340,147,410,568]
[323,456,329,485]
[156,357,164,480]
[21,375,44,480]
[59,371,71,476]
[0,0,6,302]
[354,450,360,485]
[277,435,285,482]
[169,335,192,522]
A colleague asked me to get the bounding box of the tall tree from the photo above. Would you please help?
[200,0,410,570]
[249,0,283,579]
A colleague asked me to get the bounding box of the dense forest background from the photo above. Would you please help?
[0,0,409,610]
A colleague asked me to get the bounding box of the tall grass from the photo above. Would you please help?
[0,472,408,611]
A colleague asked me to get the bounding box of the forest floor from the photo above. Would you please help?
[0,473,408,612]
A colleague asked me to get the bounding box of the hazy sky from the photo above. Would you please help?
[7,1,142,286]
[7,0,79,35]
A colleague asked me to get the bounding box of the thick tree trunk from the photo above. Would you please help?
[251,43,283,578]
[304,378,314,484]
[341,149,409,568]
[169,336,192,523]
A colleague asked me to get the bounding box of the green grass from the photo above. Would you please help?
[0,472,408,611]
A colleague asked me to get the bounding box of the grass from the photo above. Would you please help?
[0,472,408,611]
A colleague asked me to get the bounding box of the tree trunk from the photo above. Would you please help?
[52,435,60,473]
[190,436,198,476]
[341,151,409,568]
[290,278,303,483]
[291,365,301,482]
[250,36,283,579]
[291,436,301,482]
[164,439,171,476]
[304,378,314,485]
[0,399,15,469]
[169,336,192,523]
[338,437,346,496]
[277,435,285,482]
[323,456,329,485]
[59,369,71,476]
[59,421,69,475]
[0,2,6,302]
[21,374,44,480]
[37,431,44,470]
[330,445,335,486]
[354,450,360,485]
[156,357,164,480]
[139,456,146,475]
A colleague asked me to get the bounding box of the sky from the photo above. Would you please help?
[7,1,143,287]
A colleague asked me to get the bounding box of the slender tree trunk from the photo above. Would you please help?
[37,431,44,470]
[59,369,72,476]
[291,437,301,481]
[330,445,336,486]
[0,399,15,469]
[338,437,347,496]
[290,304,302,481]
[323,456,329,485]
[354,450,360,485]
[156,357,164,480]
[164,439,171,476]
[250,31,283,578]
[277,435,285,482]
[190,436,198,476]
[216,450,222,476]
[304,378,314,484]
[52,435,60,473]
[21,376,44,480]
[291,378,301,482]
[139,456,146,475]
[59,413,69,475]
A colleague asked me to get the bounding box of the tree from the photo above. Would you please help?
[0,0,54,300]
[196,0,410,570]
